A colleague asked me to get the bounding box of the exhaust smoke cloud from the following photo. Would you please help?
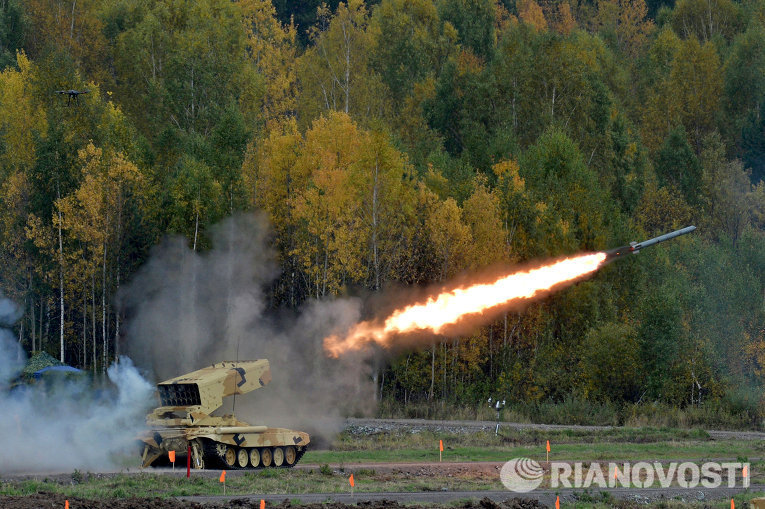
[0,291,154,473]
[122,214,375,441]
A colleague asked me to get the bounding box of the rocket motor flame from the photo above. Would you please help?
[324,252,608,357]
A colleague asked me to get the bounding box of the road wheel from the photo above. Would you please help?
[249,448,261,468]
[237,448,249,468]
[273,447,284,467]
[284,446,297,466]
[261,447,273,467]
[223,446,236,468]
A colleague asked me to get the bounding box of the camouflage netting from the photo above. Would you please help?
[20,351,64,379]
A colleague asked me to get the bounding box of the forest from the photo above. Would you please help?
[0,0,763,422]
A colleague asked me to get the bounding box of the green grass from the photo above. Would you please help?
[377,398,763,430]
[305,438,763,464]
[301,428,762,464]
[0,470,498,499]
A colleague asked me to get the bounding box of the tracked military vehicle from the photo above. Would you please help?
[139,360,310,469]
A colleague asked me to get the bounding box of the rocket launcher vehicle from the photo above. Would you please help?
[139,360,310,470]
[604,226,696,260]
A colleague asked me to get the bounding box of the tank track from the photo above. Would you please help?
[201,438,307,470]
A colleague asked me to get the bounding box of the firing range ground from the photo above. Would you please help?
[1,487,761,508]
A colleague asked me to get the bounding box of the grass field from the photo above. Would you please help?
[2,427,763,502]
[313,427,764,463]
[377,398,762,431]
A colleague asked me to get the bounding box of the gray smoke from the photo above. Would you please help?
[0,295,24,388]
[0,292,154,473]
[122,214,375,441]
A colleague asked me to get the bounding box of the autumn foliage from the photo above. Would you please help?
[0,0,763,417]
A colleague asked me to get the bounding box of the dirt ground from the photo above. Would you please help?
[0,493,547,509]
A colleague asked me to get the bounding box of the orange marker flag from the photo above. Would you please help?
[614,466,618,479]
[555,496,560,509]
[731,499,735,509]
[440,440,444,452]
[349,474,355,487]
[743,465,748,477]
[260,500,265,509]
[168,450,176,463]
[546,440,550,452]
[65,501,69,509]
[220,470,226,483]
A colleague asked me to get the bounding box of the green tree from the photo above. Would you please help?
[581,322,642,401]
[296,0,387,126]
[667,37,722,150]
[238,0,298,127]
[112,0,247,137]
[168,155,222,251]
[370,0,456,104]
[638,285,685,400]
[670,0,743,42]
[0,0,26,70]
[241,118,307,306]
[520,128,609,254]
[438,0,496,60]
[723,25,765,127]
[654,126,702,205]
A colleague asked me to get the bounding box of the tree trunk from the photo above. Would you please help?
[503,312,508,364]
[114,269,120,358]
[489,324,493,379]
[82,286,87,369]
[193,208,199,252]
[429,344,435,401]
[115,199,123,358]
[92,272,96,372]
[372,156,380,290]
[18,307,23,354]
[343,21,350,114]
[30,271,35,353]
[102,241,108,372]
[442,342,446,402]
[40,294,45,351]
[70,0,76,41]
[57,186,65,363]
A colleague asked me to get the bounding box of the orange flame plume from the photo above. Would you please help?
[324,252,607,357]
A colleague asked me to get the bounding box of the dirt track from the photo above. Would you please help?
[4,485,760,508]
[182,485,762,506]
[345,417,765,441]
[0,492,547,509]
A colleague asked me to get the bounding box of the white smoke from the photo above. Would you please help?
[0,294,23,387]
[122,214,375,442]
[0,291,154,473]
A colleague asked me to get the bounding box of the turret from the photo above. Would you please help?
[146,360,271,426]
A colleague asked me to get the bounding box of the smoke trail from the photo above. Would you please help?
[0,291,154,473]
[121,214,375,442]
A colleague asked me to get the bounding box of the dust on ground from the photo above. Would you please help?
[0,493,546,509]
